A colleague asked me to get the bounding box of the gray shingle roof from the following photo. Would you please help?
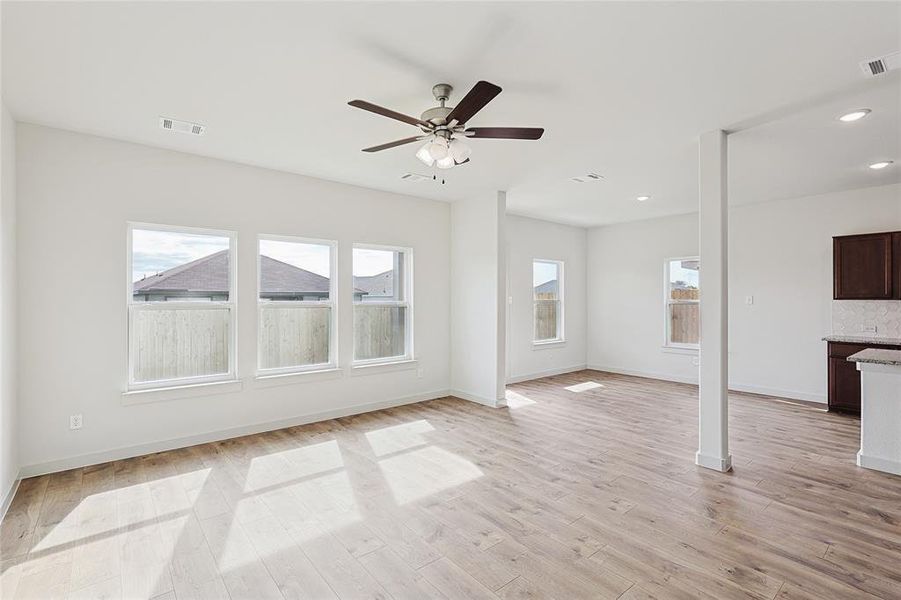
[534,279,558,295]
[353,270,394,296]
[133,250,333,295]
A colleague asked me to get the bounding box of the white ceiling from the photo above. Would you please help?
[3,1,899,226]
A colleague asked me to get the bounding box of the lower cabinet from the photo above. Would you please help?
[828,341,900,414]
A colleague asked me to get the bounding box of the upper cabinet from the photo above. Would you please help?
[833,231,900,300]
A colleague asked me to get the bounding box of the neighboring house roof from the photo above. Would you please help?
[133,250,231,294]
[133,250,335,295]
[260,255,330,295]
[353,270,394,297]
[534,279,558,294]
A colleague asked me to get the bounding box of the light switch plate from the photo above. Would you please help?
[860,324,878,334]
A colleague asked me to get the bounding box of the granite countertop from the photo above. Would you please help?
[823,335,901,346]
[848,348,901,366]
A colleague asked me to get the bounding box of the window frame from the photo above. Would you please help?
[663,256,700,351]
[352,243,414,366]
[256,234,338,376]
[126,222,238,391]
[532,259,565,345]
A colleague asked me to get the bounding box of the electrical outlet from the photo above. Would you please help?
[860,324,877,334]
[417,368,424,379]
[69,414,83,430]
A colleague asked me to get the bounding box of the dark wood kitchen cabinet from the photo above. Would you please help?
[895,232,901,299]
[833,232,897,299]
[828,341,900,414]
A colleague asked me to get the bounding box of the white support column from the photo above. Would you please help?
[495,191,507,405]
[696,130,732,472]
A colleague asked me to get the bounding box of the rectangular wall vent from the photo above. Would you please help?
[860,51,900,77]
[571,173,605,183]
[159,116,206,136]
[400,173,431,182]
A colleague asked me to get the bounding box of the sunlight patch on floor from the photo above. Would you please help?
[365,419,435,456]
[564,381,604,393]
[504,389,537,408]
[32,468,210,553]
[378,446,482,505]
[244,440,343,492]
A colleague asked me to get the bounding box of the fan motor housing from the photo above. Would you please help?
[421,105,453,126]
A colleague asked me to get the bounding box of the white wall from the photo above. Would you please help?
[588,183,901,403]
[0,103,18,506]
[506,214,587,382]
[450,193,506,406]
[728,184,901,401]
[588,212,701,384]
[16,124,451,474]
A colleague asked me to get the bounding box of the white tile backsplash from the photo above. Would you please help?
[832,300,901,339]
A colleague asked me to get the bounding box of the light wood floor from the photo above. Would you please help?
[2,370,901,600]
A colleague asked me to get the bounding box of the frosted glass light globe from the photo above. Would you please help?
[436,155,455,169]
[427,138,449,161]
[416,142,434,166]
[449,139,472,163]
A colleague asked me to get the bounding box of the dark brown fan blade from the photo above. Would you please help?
[349,100,432,128]
[445,81,502,126]
[465,127,544,140]
[362,136,424,153]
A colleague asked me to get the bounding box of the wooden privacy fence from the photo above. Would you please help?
[132,308,230,382]
[259,306,330,369]
[354,305,406,360]
[669,287,699,345]
[534,299,558,340]
[670,303,699,344]
[132,304,406,382]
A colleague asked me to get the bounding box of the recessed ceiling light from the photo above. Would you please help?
[838,109,871,122]
[869,161,893,170]
[636,195,650,202]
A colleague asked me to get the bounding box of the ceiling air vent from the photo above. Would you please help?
[400,173,431,182]
[159,116,206,136]
[860,51,900,77]
[570,173,605,183]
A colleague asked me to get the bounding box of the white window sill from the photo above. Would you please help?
[254,367,343,388]
[661,345,699,355]
[122,379,243,405]
[351,359,418,376]
[533,340,566,350]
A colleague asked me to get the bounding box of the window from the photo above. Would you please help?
[353,245,412,364]
[128,224,236,389]
[533,259,564,343]
[665,257,700,348]
[258,236,337,375]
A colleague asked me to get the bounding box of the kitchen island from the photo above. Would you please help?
[848,348,901,476]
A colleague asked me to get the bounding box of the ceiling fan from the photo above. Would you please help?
[348,81,544,169]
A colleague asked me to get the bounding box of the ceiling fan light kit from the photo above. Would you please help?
[349,80,544,173]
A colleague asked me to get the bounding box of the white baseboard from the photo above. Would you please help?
[696,451,733,472]
[1,474,21,521]
[857,451,901,477]
[588,365,826,404]
[450,389,503,408]
[728,382,826,404]
[587,364,699,385]
[506,364,587,384]
[19,389,450,478]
